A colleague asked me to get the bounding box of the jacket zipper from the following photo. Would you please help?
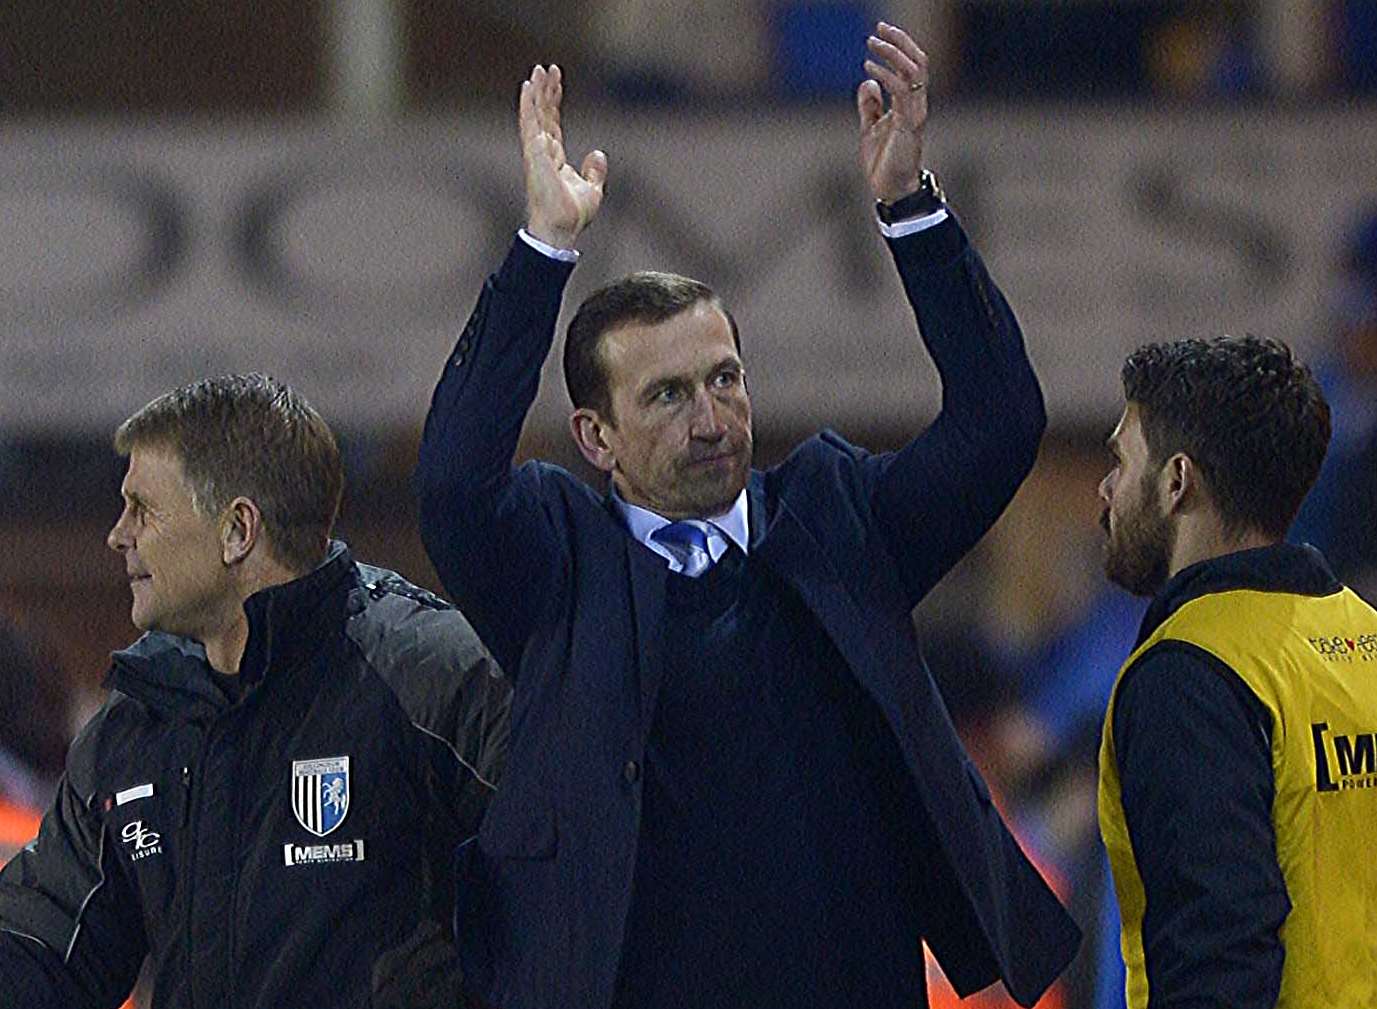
[179,747,202,1008]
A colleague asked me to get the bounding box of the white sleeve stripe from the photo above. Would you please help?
[409,719,497,792]
[63,829,106,963]
[0,926,53,951]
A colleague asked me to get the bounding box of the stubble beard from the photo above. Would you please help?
[1102,489,1175,597]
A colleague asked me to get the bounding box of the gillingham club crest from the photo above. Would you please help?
[291,756,350,837]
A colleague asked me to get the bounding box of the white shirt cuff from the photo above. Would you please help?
[876,206,950,239]
[518,228,580,262]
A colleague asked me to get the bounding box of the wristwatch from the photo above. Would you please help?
[876,169,945,224]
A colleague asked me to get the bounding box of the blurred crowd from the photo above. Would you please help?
[4,1,1377,114]
[592,0,1377,104]
[0,621,67,865]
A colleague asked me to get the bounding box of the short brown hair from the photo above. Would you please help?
[563,271,739,420]
[114,374,343,573]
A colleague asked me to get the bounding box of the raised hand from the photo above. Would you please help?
[857,23,929,205]
[520,64,607,250]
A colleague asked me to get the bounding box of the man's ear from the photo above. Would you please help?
[569,408,617,474]
[220,497,263,566]
[1160,452,1198,516]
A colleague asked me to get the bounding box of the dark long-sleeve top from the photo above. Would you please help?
[1112,546,1339,1007]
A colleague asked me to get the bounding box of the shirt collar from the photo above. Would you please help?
[614,487,750,562]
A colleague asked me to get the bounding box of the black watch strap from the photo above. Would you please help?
[876,169,945,224]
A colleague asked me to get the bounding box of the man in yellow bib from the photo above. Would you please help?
[1096,335,1377,1007]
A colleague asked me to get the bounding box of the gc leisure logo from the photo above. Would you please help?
[120,820,162,862]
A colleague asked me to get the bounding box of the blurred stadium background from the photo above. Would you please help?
[2,2,1377,1006]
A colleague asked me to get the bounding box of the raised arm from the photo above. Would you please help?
[416,66,607,673]
[854,25,1046,606]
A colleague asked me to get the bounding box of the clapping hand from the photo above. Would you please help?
[519,64,607,250]
[857,23,929,205]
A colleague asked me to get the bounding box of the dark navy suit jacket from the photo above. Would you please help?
[417,216,1080,1008]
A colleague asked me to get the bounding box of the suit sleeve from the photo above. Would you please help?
[415,238,578,675]
[0,772,145,1009]
[1113,643,1288,1008]
[866,214,1046,607]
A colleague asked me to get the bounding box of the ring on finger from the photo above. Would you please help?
[908,81,925,92]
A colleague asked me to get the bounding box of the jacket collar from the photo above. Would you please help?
[236,539,355,686]
[1135,542,1341,648]
[109,540,357,714]
[746,474,768,549]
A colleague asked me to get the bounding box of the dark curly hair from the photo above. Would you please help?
[1121,335,1331,540]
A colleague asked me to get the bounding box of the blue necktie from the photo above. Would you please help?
[651,521,713,577]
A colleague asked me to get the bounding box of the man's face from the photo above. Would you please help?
[106,445,235,640]
[596,302,753,519]
[1099,404,1175,596]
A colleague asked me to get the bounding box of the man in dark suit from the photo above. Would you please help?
[418,22,1079,1009]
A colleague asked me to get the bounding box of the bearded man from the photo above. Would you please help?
[1097,335,1377,1008]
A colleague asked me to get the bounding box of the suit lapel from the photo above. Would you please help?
[756,500,869,675]
[604,489,672,737]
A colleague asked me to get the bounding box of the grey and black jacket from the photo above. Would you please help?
[0,541,508,1008]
